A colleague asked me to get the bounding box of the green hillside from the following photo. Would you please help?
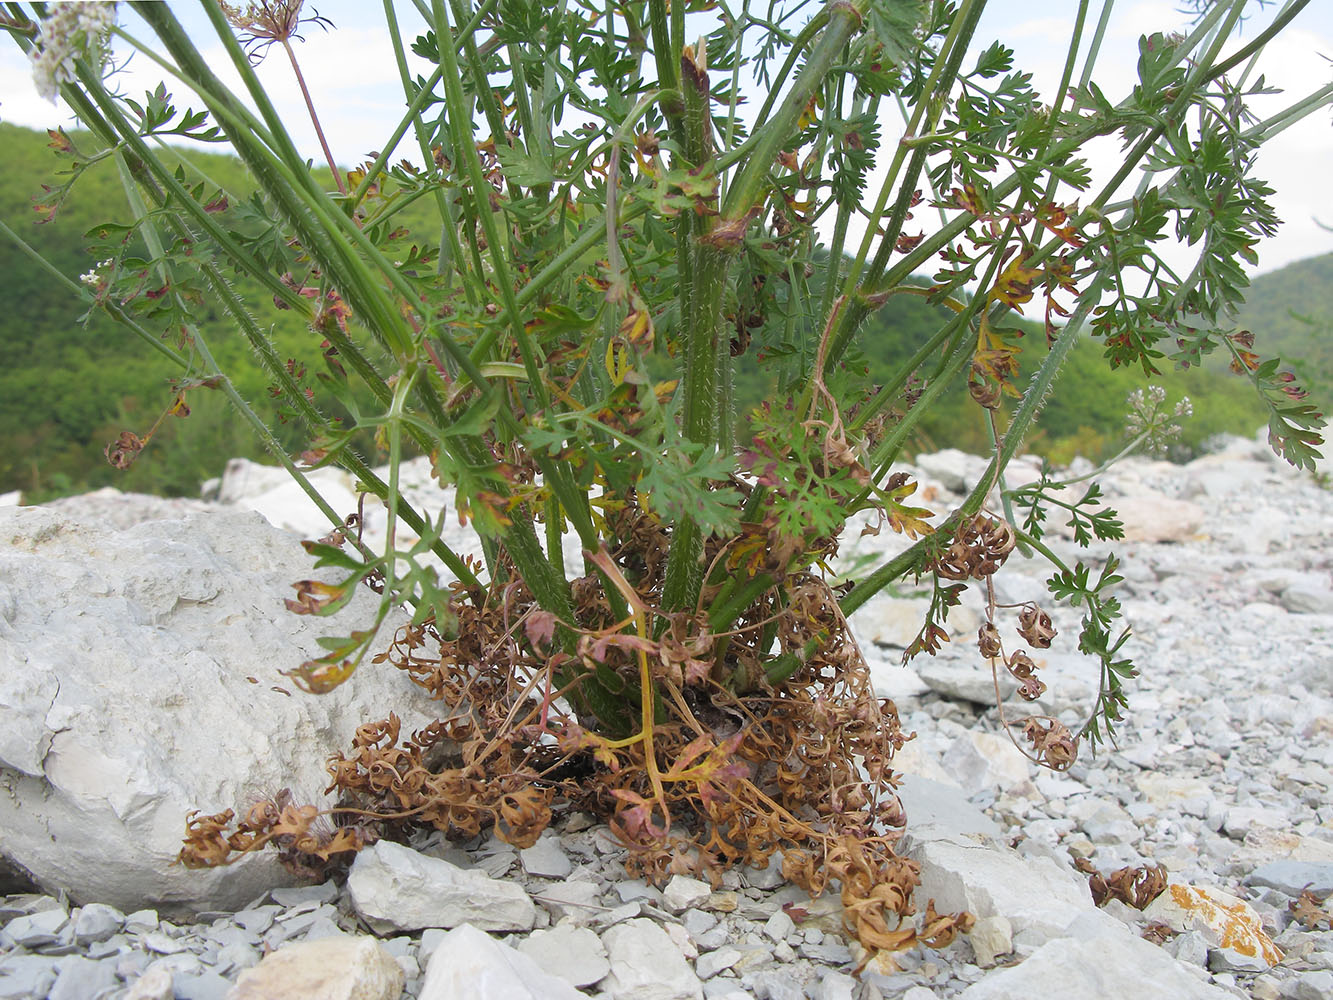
[1227,252,1333,419]
[0,123,1318,500]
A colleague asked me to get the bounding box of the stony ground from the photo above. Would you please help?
[2,432,1332,999]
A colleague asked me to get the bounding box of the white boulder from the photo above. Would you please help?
[0,504,427,914]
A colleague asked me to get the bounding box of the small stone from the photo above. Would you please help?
[124,966,174,1000]
[744,857,786,890]
[125,909,160,934]
[615,880,663,905]
[516,924,610,987]
[563,812,595,833]
[1168,930,1210,967]
[175,970,233,1000]
[694,925,731,950]
[762,910,794,943]
[666,922,698,960]
[602,918,704,1000]
[0,955,59,1000]
[73,903,124,944]
[1282,971,1333,1000]
[695,946,741,979]
[1246,861,1333,897]
[269,882,339,907]
[419,923,584,1000]
[1143,883,1282,968]
[215,942,261,976]
[348,841,535,934]
[969,915,1013,967]
[4,906,68,947]
[746,969,806,1000]
[683,909,718,939]
[143,931,186,955]
[706,891,739,913]
[234,908,278,935]
[48,956,118,1000]
[815,971,858,1000]
[701,978,746,1000]
[535,879,604,923]
[1209,946,1270,974]
[663,875,712,913]
[520,836,573,879]
[800,938,852,963]
[227,935,404,1000]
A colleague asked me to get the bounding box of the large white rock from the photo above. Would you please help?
[903,831,1106,948]
[347,841,536,934]
[418,923,586,1000]
[0,504,427,914]
[956,931,1234,999]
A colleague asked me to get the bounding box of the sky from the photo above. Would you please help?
[1,0,1330,277]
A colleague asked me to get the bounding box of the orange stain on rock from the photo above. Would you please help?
[1167,884,1283,965]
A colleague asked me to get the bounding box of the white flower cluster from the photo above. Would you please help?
[79,258,113,287]
[1125,384,1192,455]
[30,2,117,104]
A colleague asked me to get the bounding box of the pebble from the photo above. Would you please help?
[3,439,1333,998]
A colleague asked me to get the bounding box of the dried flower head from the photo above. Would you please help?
[29,2,117,103]
[219,0,332,61]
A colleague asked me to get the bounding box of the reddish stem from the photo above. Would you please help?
[281,38,345,194]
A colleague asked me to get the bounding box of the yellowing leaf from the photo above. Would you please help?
[990,250,1040,311]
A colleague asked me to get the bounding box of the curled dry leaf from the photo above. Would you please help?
[104,430,144,470]
[1074,857,1168,909]
[1290,888,1333,930]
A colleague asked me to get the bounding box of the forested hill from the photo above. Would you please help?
[0,122,1323,501]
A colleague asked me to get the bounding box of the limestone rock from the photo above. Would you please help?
[955,932,1234,999]
[519,835,573,879]
[1245,860,1333,897]
[914,449,990,493]
[915,661,1018,705]
[1142,883,1282,968]
[418,923,585,1000]
[347,841,535,934]
[894,775,1003,840]
[904,832,1105,947]
[516,924,609,988]
[968,915,1013,967]
[1115,494,1206,543]
[662,875,712,913]
[0,505,428,915]
[947,731,1032,797]
[225,935,403,1000]
[601,918,703,1000]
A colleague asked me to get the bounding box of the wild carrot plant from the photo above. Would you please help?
[4,0,1328,961]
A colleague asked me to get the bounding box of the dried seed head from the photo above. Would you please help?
[1017,604,1056,648]
[1023,718,1078,770]
[934,515,1016,580]
[977,622,1002,658]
